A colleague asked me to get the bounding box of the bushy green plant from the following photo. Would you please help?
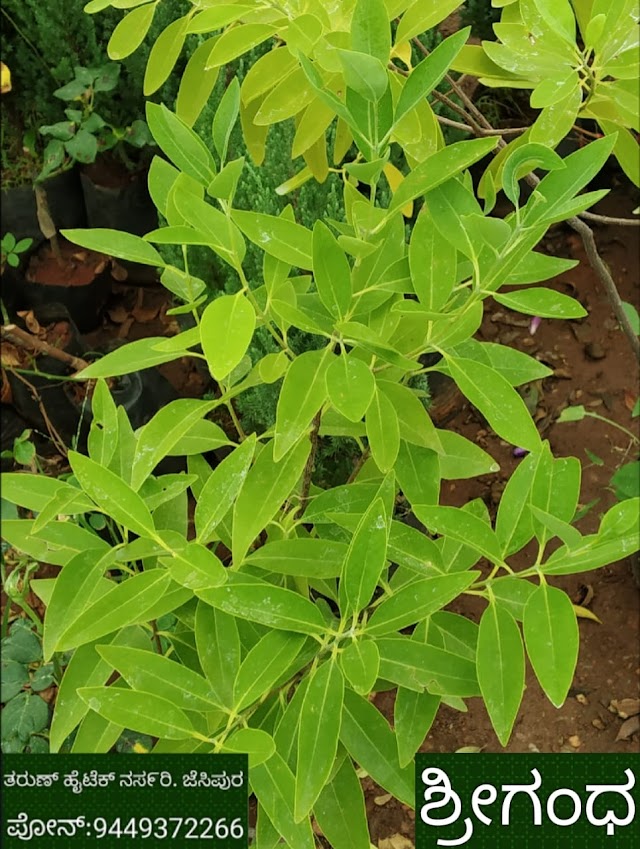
[3,2,639,848]
[37,63,152,181]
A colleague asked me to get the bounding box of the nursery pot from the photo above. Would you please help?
[0,168,87,249]
[0,405,31,471]
[16,237,112,333]
[80,155,157,251]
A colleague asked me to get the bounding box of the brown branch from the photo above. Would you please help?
[1,324,89,372]
[7,368,68,456]
[347,447,370,485]
[578,210,639,227]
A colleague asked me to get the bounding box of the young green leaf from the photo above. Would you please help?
[325,354,375,423]
[176,37,220,128]
[414,504,502,563]
[493,288,587,319]
[201,293,256,382]
[56,571,171,651]
[144,15,189,96]
[274,349,330,461]
[339,639,380,695]
[68,451,155,538]
[295,658,344,821]
[245,538,348,577]
[195,436,256,544]
[394,685,440,768]
[197,574,326,636]
[108,3,156,60]
[251,752,315,849]
[312,221,352,318]
[394,29,468,125]
[232,210,313,268]
[78,687,196,740]
[232,438,310,564]
[437,430,500,480]
[366,388,400,472]
[96,645,221,712]
[477,602,525,746]
[351,0,390,63]
[223,727,275,767]
[195,602,239,709]
[409,206,456,312]
[233,631,307,712]
[523,583,579,707]
[395,441,440,507]
[366,571,479,636]
[377,637,480,696]
[62,229,163,267]
[340,689,414,806]
[443,355,541,452]
[212,77,240,163]
[146,102,217,186]
[339,497,388,616]
[314,757,370,849]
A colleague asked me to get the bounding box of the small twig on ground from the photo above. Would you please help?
[1,324,90,372]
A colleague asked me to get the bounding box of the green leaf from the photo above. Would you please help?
[232,210,313,268]
[339,639,379,695]
[245,538,348,578]
[232,439,310,563]
[195,436,256,544]
[523,584,579,707]
[213,77,241,163]
[201,293,255,382]
[396,0,463,43]
[395,442,439,508]
[495,451,541,557]
[388,521,443,574]
[146,102,216,186]
[274,349,330,461]
[409,207,456,312]
[483,343,553,385]
[314,757,370,849]
[197,574,326,636]
[251,753,315,849]
[366,572,479,636]
[107,3,156,60]
[437,430,500,480]
[415,503,502,562]
[234,631,307,711]
[131,400,218,491]
[377,637,480,696]
[56,571,171,653]
[176,37,220,127]
[312,221,352,319]
[87,379,118,467]
[162,539,227,591]
[2,693,48,743]
[43,549,115,662]
[443,355,541,452]
[477,602,525,746]
[207,24,280,69]
[62,228,162,267]
[1,520,108,567]
[340,689,414,806]
[325,354,375,423]
[223,727,275,767]
[524,135,616,226]
[195,603,239,709]
[78,687,195,739]
[389,138,499,212]
[532,0,576,44]
[366,388,400,472]
[493,288,587,319]
[339,497,388,616]
[378,381,442,452]
[394,684,440,768]
[352,0,390,63]
[395,29,468,125]
[502,142,565,206]
[295,659,344,820]
[1,473,93,514]
[96,645,221,711]
[144,14,189,96]
[68,451,155,537]
[339,50,388,102]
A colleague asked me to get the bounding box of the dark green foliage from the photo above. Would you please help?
[460,0,501,40]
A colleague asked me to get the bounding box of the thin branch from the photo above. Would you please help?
[525,173,640,361]
[1,324,90,373]
[347,448,370,485]
[7,368,68,456]
[578,210,639,227]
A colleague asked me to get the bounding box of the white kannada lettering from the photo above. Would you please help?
[420,767,473,846]
[585,768,636,836]
[501,768,543,825]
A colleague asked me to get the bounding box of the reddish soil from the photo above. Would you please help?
[27,238,108,287]
[82,153,141,189]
